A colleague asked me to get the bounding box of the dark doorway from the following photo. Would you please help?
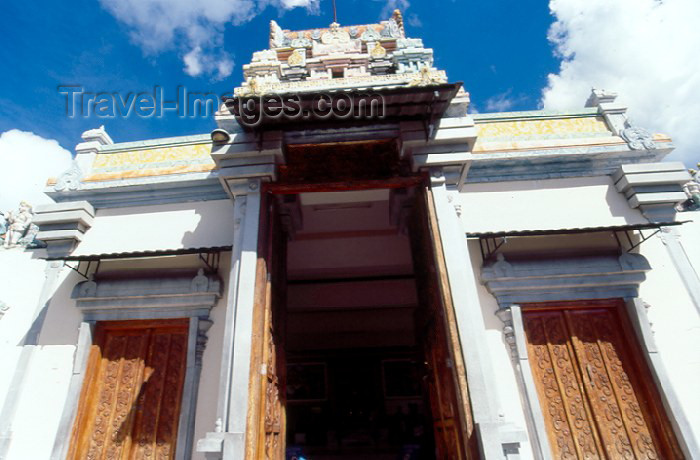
[276,186,473,459]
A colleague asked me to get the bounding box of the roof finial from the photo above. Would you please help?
[332,0,337,23]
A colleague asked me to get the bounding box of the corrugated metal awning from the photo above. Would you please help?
[53,246,232,262]
[466,221,684,238]
[470,221,685,261]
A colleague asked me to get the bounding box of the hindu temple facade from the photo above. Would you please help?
[0,11,699,460]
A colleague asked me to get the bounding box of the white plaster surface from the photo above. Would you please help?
[469,239,534,460]
[0,248,83,460]
[0,248,49,413]
[457,182,700,457]
[677,211,700,281]
[638,220,700,443]
[0,186,696,459]
[72,200,235,256]
[37,269,90,346]
[458,176,648,233]
[191,253,230,460]
[4,345,75,460]
[0,249,48,346]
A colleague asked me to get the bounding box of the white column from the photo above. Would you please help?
[496,306,552,460]
[198,179,262,459]
[429,168,525,458]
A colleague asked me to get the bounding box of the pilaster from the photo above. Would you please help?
[428,167,526,459]
[495,306,552,460]
[197,178,264,460]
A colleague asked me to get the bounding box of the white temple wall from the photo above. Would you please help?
[38,269,86,346]
[468,239,535,460]
[0,249,78,460]
[0,249,49,430]
[0,249,48,347]
[456,176,700,455]
[73,199,235,257]
[192,251,231,460]
[1,197,237,460]
[677,212,700,278]
[636,226,700,442]
[458,176,647,233]
[4,344,74,460]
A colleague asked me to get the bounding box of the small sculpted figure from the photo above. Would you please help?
[3,201,33,248]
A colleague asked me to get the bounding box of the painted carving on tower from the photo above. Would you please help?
[234,9,448,97]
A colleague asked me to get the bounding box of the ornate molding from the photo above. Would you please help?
[408,66,447,86]
[54,161,83,192]
[495,307,517,361]
[196,318,214,367]
[620,125,656,150]
[481,253,652,307]
[72,271,223,321]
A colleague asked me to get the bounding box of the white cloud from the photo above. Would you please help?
[406,13,422,28]
[99,0,319,80]
[0,130,72,211]
[183,46,234,81]
[542,0,700,166]
[485,89,527,112]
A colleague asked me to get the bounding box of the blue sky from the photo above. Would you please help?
[1,0,699,197]
[0,0,559,149]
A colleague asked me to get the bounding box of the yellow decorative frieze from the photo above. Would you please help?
[91,143,213,170]
[473,136,625,154]
[475,116,611,139]
[82,143,216,182]
[83,164,215,182]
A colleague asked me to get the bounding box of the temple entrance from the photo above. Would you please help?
[245,184,477,459]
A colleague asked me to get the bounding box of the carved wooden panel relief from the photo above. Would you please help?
[410,189,475,459]
[523,301,683,459]
[424,314,467,460]
[68,320,189,460]
[246,197,287,460]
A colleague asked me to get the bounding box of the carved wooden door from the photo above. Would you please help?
[410,187,478,459]
[67,319,189,460]
[523,302,683,459]
[246,195,287,459]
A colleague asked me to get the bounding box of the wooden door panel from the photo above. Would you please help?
[131,329,188,459]
[68,321,188,460]
[410,188,474,459]
[424,323,464,460]
[566,309,664,460]
[523,312,601,459]
[247,195,287,460]
[523,302,683,460]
